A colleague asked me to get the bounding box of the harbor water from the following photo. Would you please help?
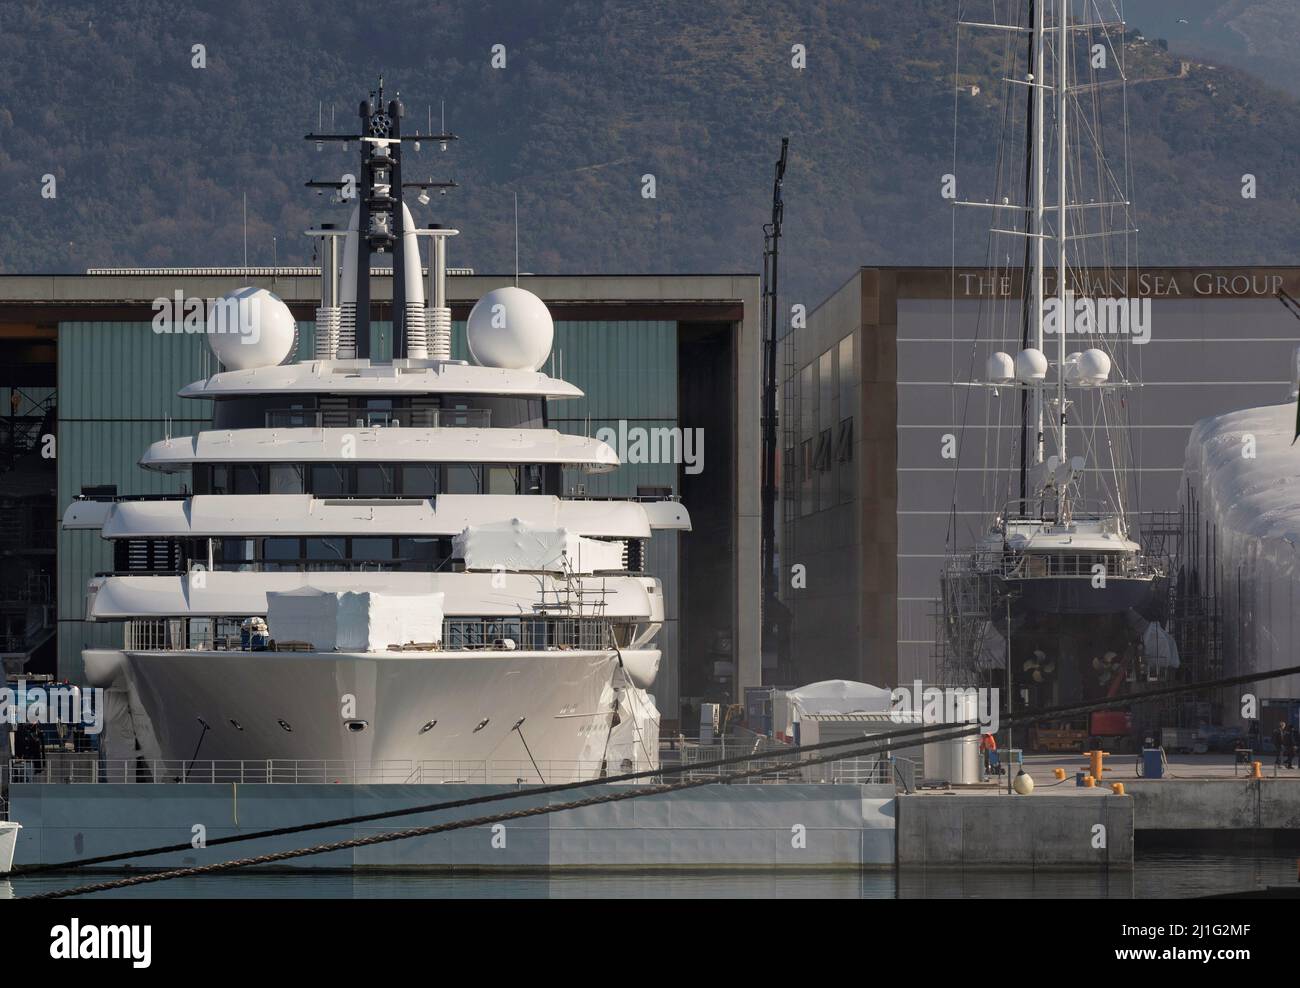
[6,848,1297,899]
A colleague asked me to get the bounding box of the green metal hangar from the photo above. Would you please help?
[0,268,761,730]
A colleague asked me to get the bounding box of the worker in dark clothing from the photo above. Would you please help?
[15,721,42,778]
[1287,724,1298,771]
[1273,720,1290,769]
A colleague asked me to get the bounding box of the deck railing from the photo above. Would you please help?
[0,749,911,789]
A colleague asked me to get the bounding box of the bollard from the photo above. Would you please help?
[1110,782,1125,795]
[1053,767,1066,781]
[1252,760,1263,780]
[1084,749,1109,784]
[1082,774,1096,787]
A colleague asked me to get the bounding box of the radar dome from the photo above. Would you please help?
[466,286,554,371]
[205,287,297,370]
[1014,347,1048,383]
[1075,347,1112,386]
[985,351,1015,385]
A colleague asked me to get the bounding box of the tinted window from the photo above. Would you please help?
[486,466,519,495]
[445,464,481,494]
[400,464,439,497]
[305,537,347,561]
[262,538,300,571]
[269,463,305,494]
[522,464,544,494]
[311,464,349,496]
[219,538,256,571]
[356,463,395,496]
[232,464,262,494]
[352,538,394,561]
[397,537,443,569]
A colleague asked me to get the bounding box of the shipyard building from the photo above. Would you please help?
[0,270,761,730]
[782,265,1300,711]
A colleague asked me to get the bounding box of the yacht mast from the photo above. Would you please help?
[1054,0,1069,471]
[1030,0,1046,472]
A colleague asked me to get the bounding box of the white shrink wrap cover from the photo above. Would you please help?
[453,519,625,573]
[1184,400,1300,699]
[267,588,444,651]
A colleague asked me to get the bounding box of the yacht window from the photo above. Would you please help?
[305,537,347,565]
[262,537,301,571]
[219,538,256,572]
[397,537,444,570]
[192,464,212,494]
[269,463,305,494]
[522,464,544,495]
[231,464,262,495]
[486,465,519,495]
[352,537,395,562]
[399,464,440,497]
[480,397,543,429]
[310,463,349,496]
[356,463,395,496]
[445,463,482,494]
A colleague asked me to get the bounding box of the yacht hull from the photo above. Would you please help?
[117,647,660,782]
[998,575,1160,618]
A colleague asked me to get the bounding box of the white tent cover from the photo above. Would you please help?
[453,519,623,573]
[266,588,444,651]
[786,679,893,719]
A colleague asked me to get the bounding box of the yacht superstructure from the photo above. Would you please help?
[62,82,689,781]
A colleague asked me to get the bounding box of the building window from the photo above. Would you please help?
[813,429,832,472]
[836,417,854,503]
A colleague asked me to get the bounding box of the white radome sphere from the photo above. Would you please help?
[1076,347,1112,386]
[466,286,554,371]
[1014,347,1049,383]
[205,287,296,370]
[985,351,1015,384]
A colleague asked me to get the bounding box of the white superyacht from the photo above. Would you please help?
[63,84,688,782]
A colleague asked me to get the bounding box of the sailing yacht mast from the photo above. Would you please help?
[1030,0,1046,475]
[1054,0,1069,476]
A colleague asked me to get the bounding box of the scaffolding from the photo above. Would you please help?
[1135,483,1224,729]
